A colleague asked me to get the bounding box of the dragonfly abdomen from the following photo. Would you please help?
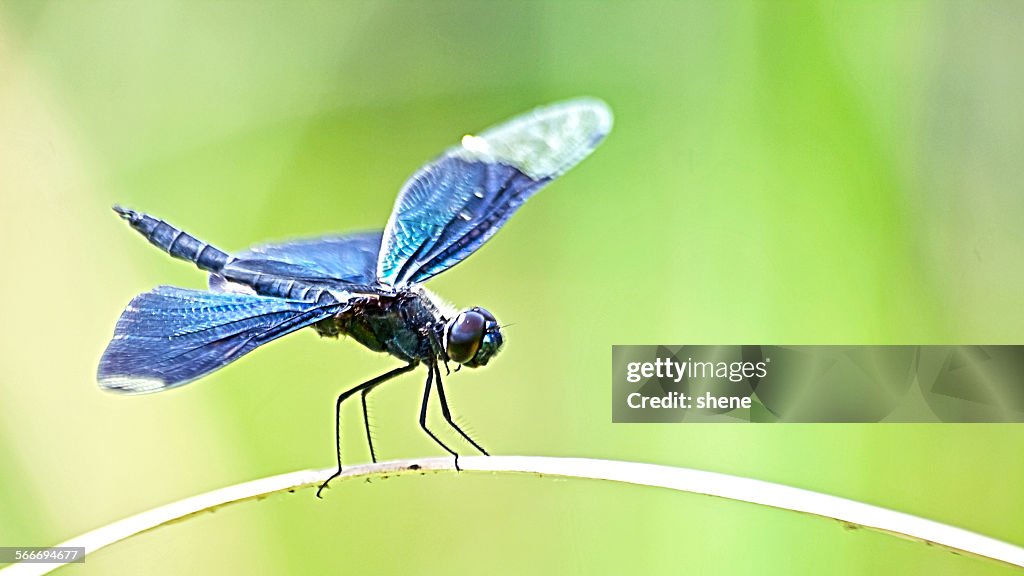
[114,206,231,273]
[221,266,330,301]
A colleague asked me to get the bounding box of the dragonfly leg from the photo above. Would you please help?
[425,328,450,376]
[360,388,377,464]
[433,363,489,457]
[418,363,462,470]
[317,362,417,498]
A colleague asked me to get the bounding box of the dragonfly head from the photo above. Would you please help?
[443,307,503,368]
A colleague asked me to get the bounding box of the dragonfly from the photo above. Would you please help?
[98,98,613,496]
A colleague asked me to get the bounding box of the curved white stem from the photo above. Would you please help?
[3,456,1022,575]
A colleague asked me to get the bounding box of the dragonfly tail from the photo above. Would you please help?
[113,206,233,273]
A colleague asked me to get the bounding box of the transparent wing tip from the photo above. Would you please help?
[558,96,614,140]
[98,374,173,395]
[456,96,615,180]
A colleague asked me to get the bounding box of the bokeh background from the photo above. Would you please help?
[2,1,1023,574]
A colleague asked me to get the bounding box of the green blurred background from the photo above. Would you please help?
[1,1,1022,574]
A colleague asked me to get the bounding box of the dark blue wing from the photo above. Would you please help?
[209,232,382,293]
[98,286,347,393]
[377,98,613,288]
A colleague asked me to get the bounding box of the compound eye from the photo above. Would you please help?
[447,311,485,364]
[472,307,497,324]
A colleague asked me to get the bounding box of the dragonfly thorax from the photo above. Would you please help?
[313,288,501,368]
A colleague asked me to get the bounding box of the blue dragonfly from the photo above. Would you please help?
[98,98,613,496]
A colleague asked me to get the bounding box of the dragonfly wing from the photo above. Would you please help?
[209,231,383,293]
[98,286,347,393]
[377,98,612,287]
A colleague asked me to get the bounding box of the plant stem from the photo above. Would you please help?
[3,456,1022,575]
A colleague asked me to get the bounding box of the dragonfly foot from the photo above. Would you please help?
[316,470,341,499]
